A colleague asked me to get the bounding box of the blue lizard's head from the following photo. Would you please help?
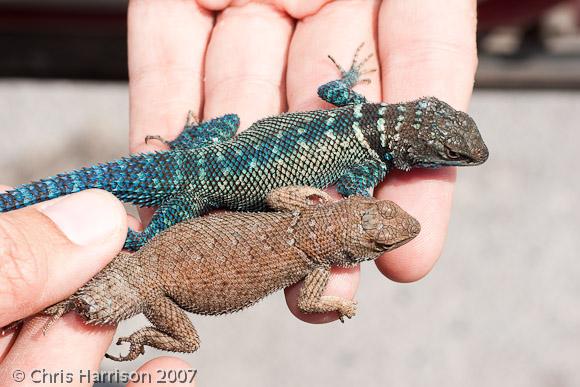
[384,97,489,171]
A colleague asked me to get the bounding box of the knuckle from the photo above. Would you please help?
[394,38,477,70]
[131,64,202,88]
[0,215,46,306]
[206,74,282,99]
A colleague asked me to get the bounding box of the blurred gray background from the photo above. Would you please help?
[1,1,580,386]
[1,83,579,387]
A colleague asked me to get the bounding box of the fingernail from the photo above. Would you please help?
[39,190,123,246]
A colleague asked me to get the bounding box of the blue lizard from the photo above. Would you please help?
[0,45,489,250]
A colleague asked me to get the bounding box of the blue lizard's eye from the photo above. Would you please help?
[384,153,393,161]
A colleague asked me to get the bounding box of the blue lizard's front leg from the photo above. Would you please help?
[317,43,375,107]
[336,160,388,197]
[124,194,209,251]
[145,113,240,150]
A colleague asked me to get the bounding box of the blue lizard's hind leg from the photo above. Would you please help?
[124,194,208,251]
[145,113,240,150]
[317,43,376,107]
[336,160,388,197]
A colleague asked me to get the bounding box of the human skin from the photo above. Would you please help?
[0,189,194,386]
[126,0,477,321]
[0,0,477,382]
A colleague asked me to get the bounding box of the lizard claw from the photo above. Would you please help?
[144,135,171,146]
[336,300,357,323]
[106,336,143,362]
[104,352,123,361]
[326,43,375,87]
[186,110,199,127]
[338,312,354,323]
[351,42,365,65]
[116,336,130,346]
[104,350,141,362]
[351,42,374,72]
[327,54,347,76]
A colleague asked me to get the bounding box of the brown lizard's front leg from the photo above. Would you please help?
[298,266,357,322]
[106,296,199,362]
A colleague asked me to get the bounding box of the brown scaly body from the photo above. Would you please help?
[42,186,420,361]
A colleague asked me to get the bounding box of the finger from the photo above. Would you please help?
[0,186,20,360]
[378,0,477,106]
[128,0,214,154]
[284,266,360,324]
[284,0,380,322]
[0,190,127,326]
[198,0,333,19]
[0,314,115,382]
[374,0,478,282]
[128,356,196,387]
[0,324,18,363]
[287,0,381,111]
[0,184,20,360]
[127,213,143,232]
[203,2,293,129]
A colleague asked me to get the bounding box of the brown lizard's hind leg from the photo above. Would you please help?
[42,299,75,333]
[2,298,75,335]
[298,266,357,323]
[105,296,199,362]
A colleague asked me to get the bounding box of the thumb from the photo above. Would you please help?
[0,189,127,326]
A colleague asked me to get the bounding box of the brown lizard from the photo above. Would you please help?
[40,186,420,361]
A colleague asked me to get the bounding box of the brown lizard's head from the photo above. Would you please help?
[336,197,420,263]
[384,97,489,171]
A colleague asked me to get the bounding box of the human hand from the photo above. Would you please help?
[0,189,195,386]
[127,0,477,323]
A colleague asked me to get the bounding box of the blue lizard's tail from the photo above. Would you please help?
[0,150,185,212]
